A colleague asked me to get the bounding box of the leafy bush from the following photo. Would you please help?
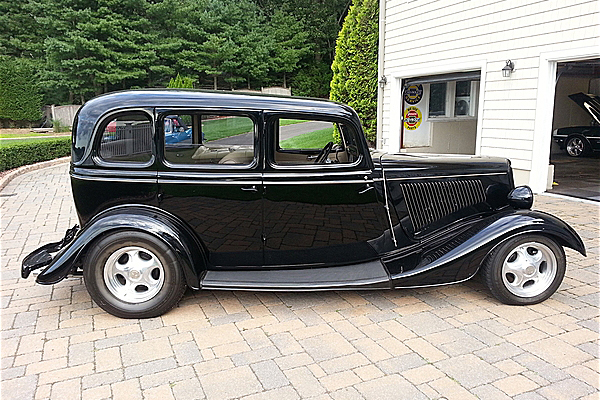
[0,57,42,123]
[167,74,195,89]
[292,62,333,98]
[52,119,70,133]
[330,0,378,146]
[0,137,70,171]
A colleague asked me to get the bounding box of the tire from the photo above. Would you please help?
[481,235,565,305]
[565,136,589,157]
[84,231,186,318]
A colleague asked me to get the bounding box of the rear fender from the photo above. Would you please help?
[36,205,206,288]
[392,210,585,287]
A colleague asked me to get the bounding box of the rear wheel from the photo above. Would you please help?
[84,231,186,318]
[481,235,565,305]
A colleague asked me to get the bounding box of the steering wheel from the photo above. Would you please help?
[314,141,334,164]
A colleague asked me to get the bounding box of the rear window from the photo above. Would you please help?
[99,113,153,163]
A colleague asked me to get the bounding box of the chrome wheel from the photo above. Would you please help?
[103,246,165,303]
[566,137,584,157]
[501,242,557,298]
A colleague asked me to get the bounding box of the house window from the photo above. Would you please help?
[455,80,472,116]
[429,83,447,117]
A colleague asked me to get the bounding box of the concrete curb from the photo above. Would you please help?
[0,157,70,192]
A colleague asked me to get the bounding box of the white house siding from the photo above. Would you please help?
[378,0,600,192]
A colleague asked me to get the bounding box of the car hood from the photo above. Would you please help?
[371,151,511,178]
[569,92,600,125]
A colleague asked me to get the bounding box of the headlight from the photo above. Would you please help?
[507,186,533,209]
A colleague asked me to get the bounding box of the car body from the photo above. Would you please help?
[552,93,600,157]
[22,90,586,318]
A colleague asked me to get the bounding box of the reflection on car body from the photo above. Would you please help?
[22,90,586,318]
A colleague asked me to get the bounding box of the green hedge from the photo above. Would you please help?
[0,57,43,122]
[0,137,70,171]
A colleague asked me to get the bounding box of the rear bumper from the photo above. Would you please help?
[21,225,79,279]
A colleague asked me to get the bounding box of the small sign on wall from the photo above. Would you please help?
[403,84,430,147]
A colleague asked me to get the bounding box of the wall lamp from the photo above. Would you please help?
[379,75,387,88]
[502,60,515,78]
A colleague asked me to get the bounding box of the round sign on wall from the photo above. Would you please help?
[404,84,423,105]
[404,106,422,130]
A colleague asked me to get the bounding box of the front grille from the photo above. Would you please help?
[401,179,485,232]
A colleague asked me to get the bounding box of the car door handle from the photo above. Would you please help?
[241,185,258,192]
[358,183,374,194]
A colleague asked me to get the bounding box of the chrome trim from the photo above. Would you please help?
[159,171,262,179]
[381,168,398,247]
[263,180,370,185]
[159,179,262,185]
[73,168,157,178]
[72,174,156,184]
[386,172,505,181]
[265,170,372,178]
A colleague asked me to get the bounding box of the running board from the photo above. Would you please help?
[201,260,391,291]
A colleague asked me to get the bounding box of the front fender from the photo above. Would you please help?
[36,205,206,288]
[392,209,585,287]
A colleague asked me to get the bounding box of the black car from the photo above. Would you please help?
[553,92,600,157]
[22,90,585,318]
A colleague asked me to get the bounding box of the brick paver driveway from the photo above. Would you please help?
[1,164,599,400]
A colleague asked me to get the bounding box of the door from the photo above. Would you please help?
[157,110,264,267]
[262,114,386,267]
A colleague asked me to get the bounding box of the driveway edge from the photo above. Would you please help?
[0,157,70,192]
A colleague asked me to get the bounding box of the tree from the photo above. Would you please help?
[330,0,378,145]
[0,57,42,125]
[268,11,310,88]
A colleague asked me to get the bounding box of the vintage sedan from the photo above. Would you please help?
[22,90,586,318]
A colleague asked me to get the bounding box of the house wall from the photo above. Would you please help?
[406,119,477,154]
[552,76,595,131]
[379,0,600,192]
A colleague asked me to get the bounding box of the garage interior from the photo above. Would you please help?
[549,59,600,201]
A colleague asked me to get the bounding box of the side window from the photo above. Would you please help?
[164,114,255,166]
[273,118,360,166]
[99,113,153,163]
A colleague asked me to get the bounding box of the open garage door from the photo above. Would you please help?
[549,59,600,201]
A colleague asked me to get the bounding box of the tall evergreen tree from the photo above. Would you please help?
[330,0,378,145]
[268,11,310,88]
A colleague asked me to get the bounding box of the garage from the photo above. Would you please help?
[549,60,600,201]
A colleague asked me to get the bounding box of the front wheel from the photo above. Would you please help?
[481,235,565,305]
[84,231,186,318]
[566,136,588,157]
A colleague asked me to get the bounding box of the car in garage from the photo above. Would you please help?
[552,92,600,157]
[22,90,586,318]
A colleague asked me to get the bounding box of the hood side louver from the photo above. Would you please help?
[401,180,485,232]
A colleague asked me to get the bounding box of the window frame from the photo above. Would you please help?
[157,108,260,171]
[426,81,479,120]
[92,109,155,169]
[265,112,365,171]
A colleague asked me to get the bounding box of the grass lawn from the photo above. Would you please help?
[280,127,334,149]
[280,119,304,126]
[0,137,70,148]
[202,118,303,141]
[0,132,59,139]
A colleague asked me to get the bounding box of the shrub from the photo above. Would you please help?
[167,74,195,89]
[52,119,70,133]
[0,137,70,171]
[330,0,378,146]
[0,57,43,123]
